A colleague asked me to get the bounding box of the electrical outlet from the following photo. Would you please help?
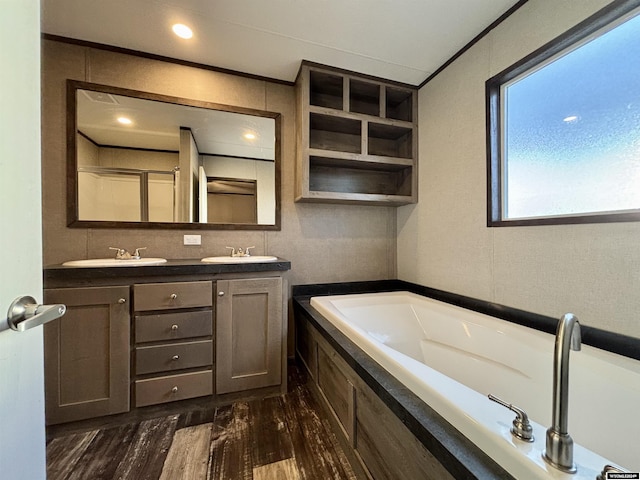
[183,234,201,246]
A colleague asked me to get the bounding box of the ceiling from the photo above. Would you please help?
[41,0,522,86]
[77,87,275,158]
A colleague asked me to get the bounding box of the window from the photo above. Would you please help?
[486,2,640,226]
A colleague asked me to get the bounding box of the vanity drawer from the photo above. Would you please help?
[135,340,212,375]
[135,370,213,407]
[135,311,212,343]
[133,281,212,311]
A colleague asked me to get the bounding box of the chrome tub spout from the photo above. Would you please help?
[543,313,581,473]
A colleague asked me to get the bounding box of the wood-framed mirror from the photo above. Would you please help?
[66,80,281,230]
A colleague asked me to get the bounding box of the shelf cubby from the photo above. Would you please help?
[385,86,414,122]
[309,113,361,154]
[296,61,417,206]
[309,156,413,197]
[310,70,344,110]
[368,123,413,159]
[350,79,380,116]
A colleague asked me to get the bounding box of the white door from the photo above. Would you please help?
[0,1,47,479]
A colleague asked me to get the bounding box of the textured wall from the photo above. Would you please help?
[41,40,397,291]
[398,0,640,339]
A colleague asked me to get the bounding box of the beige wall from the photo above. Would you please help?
[42,40,397,290]
[398,0,640,339]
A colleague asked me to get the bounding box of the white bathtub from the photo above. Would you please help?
[310,291,640,480]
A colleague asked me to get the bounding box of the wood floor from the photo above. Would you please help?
[46,363,364,480]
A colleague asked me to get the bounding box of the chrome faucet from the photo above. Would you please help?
[225,246,256,257]
[543,313,581,473]
[109,247,146,260]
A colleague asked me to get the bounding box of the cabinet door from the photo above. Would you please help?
[44,286,130,425]
[216,278,282,394]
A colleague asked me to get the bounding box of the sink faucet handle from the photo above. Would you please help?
[133,247,146,258]
[245,246,255,256]
[225,246,236,257]
[109,247,129,259]
[488,394,534,442]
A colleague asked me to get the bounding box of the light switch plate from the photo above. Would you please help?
[183,234,201,245]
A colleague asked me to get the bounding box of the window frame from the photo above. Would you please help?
[486,0,640,227]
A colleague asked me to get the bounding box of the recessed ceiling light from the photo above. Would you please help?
[117,116,132,125]
[563,115,579,123]
[244,132,256,140]
[172,24,193,39]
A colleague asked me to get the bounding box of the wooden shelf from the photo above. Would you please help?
[296,61,418,205]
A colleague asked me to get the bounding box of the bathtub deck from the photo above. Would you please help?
[46,363,365,480]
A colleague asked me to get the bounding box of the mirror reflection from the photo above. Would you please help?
[70,81,279,229]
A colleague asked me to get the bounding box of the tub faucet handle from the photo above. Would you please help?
[488,394,534,442]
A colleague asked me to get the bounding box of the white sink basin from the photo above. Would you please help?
[62,258,168,267]
[201,255,278,264]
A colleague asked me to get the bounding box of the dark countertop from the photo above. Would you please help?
[44,257,291,283]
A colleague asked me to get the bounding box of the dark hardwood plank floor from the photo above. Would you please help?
[46,363,364,480]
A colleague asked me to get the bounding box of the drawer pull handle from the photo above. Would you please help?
[171,324,179,331]
[170,293,178,300]
[218,291,225,297]
[118,298,126,304]
[171,386,178,394]
[172,355,180,361]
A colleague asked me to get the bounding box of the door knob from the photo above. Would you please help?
[6,296,66,332]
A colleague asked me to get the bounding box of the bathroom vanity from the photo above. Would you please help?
[43,258,290,425]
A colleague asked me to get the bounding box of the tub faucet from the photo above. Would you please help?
[543,313,581,473]
[597,464,630,480]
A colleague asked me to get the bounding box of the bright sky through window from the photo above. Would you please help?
[502,11,640,220]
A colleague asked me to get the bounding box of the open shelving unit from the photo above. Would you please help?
[295,61,418,205]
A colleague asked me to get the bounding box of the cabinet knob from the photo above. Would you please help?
[170,293,178,300]
[172,355,180,361]
[171,386,178,394]
[218,291,225,296]
[171,324,179,331]
[118,298,126,304]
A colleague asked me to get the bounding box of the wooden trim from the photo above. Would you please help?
[78,130,179,155]
[70,79,281,120]
[201,152,274,163]
[486,0,640,227]
[66,80,78,228]
[489,211,640,228]
[43,33,294,86]
[488,0,640,86]
[419,0,529,88]
[300,60,418,90]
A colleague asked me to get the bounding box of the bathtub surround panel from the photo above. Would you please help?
[41,39,397,288]
[397,0,640,340]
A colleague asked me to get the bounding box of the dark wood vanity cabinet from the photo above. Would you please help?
[43,286,130,425]
[43,261,290,424]
[215,277,283,394]
[132,281,214,407]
